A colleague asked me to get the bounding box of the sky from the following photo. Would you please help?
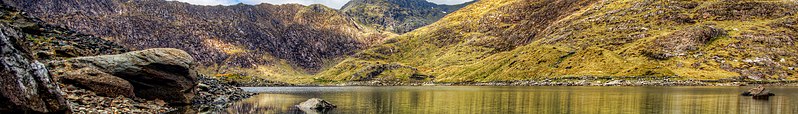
[167,0,474,9]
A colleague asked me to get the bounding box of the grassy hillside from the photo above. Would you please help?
[317,0,798,83]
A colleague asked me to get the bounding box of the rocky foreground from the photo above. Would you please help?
[48,48,257,113]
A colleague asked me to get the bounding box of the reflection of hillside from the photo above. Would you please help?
[227,87,798,113]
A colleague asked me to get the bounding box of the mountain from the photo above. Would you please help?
[317,0,798,83]
[3,0,394,83]
[341,0,474,34]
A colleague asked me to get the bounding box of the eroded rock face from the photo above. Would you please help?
[58,68,135,98]
[51,48,198,104]
[0,24,68,113]
[644,25,727,60]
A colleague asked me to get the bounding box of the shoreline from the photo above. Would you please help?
[238,79,798,87]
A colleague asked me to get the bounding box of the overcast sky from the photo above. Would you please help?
[167,0,474,9]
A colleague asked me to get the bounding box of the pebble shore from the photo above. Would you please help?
[59,74,258,113]
[61,84,174,113]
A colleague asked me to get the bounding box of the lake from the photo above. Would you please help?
[227,86,798,114]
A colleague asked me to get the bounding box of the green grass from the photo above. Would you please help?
[308,0,798,84]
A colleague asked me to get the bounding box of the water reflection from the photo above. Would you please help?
[227,86,798,114]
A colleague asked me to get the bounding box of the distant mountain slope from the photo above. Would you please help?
[4,0,393,82]
[341,0,474,34]
[318,0,798,82]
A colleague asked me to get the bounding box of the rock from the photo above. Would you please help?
[0,23,69,113]
[741,85,775,99]
[58,68,135,98]
[198,83,211,90]
[50,48,198,104]
[191,75,256,113]
[296,98,337,112]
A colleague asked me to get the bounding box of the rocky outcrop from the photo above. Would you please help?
[643,25,728,60]
[341,0,474,33]
[0,22,69,113]
[50,48,198,104]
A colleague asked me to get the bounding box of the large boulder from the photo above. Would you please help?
[741,85,775,99]
[296,98,337,113]
[58,68,135,98]
[50,48,198,104]
[0,27,69,113]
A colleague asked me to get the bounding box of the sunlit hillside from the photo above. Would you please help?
[318,0,798,83]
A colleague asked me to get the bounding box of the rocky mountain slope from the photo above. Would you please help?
[0,2,125,112]
[318,0,798,83]
[341,0,474,34]
[3,0,394,83]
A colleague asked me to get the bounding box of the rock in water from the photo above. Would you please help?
[50,48,198,104]
[296,98,337,113]
[742,85,775,99]
[58,68,135,98]
[0,26,69,113]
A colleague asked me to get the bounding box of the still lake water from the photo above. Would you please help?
[227,86,798,114]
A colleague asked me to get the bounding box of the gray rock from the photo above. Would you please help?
[50,48,198,104]
[58,68,135,98]
[604,80,624,86]
[191,75,256,113]
[0,27,69,113]
[743,85,775,99]
[296,98,337,112]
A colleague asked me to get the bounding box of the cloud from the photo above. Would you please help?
[167,0,474,9]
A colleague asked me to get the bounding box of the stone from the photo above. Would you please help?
[58,68,135,98]
[0,25,69,113]
[191,75,256,113]
[50,48,198,104]
[741,85,775,99]
[296,98,337,112]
